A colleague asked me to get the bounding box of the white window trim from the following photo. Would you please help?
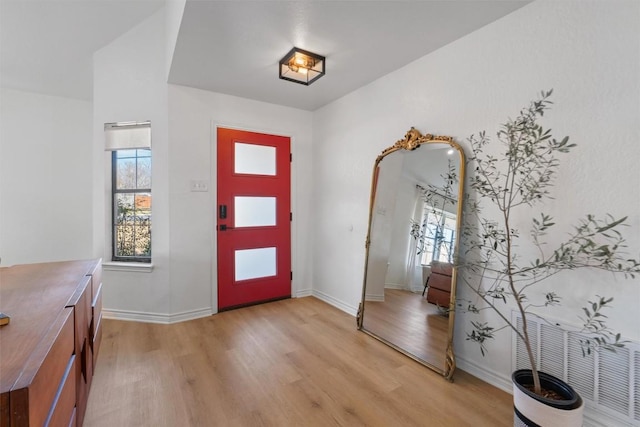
[104,121,152,265]
[102,261,154,273]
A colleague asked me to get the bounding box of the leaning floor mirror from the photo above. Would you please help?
[357,128,465,380]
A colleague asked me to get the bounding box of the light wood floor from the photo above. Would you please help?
[362,289,449,369]
[84,297,512,426]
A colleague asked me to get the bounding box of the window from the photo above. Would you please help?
[112,149,151,262]
[418,205,457,265]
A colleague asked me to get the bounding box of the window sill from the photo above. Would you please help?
[103,261,154,273]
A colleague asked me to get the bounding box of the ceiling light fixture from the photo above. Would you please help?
[279,47,325,86]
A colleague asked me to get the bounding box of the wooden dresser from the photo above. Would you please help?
[0,259,103,427]
[425,261,453,307]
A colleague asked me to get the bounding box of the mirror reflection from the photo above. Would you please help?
[357,129,465,380]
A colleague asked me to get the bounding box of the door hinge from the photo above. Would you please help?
[290,153,292,162]
[290,212,293,221]
[290,271,293,281]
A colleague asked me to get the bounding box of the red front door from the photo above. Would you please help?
[217,128,291,310]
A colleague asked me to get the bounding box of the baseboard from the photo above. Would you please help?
[102,307,213,324]
[582,409,633,427]
[365,293,384,302]
[311,289,358,316]
[455,356,512,393]
[295,288,313,298]
[385,283,423,293]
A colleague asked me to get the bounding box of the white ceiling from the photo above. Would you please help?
[0,0,166,100]
[169,0,530,110]
[1,0,530,110]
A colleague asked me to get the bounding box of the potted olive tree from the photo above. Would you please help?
[458,90,640,426]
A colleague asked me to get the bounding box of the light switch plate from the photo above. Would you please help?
[190,180,208,192]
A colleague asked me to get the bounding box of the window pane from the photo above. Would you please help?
[134,211,151,257]
[114,193,152,258]
[114,194,134,257]
[137,157,151,188]
[116,158,136,189]
[235,247,276,281]
[133,193,151,257]
[234,142,276,175]
[134,193,151,215]
[234,196,276,227]
[115,194,135,223]
[136,149,151,158]
[116,149,138,159]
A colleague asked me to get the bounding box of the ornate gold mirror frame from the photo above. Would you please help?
[356,128,466,380]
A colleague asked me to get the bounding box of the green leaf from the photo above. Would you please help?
[597,216,627,233]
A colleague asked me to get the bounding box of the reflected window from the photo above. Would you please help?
[417,204,456,265]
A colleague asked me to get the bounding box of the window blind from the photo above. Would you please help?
[104,121,151,151]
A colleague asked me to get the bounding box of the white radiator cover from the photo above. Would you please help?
[512,312,640,427]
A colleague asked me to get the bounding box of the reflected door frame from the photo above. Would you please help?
[215,126,292,311]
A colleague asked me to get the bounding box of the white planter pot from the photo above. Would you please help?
[512,370,584,427]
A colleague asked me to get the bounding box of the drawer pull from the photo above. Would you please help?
[81,337,87,383]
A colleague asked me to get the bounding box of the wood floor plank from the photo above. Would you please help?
[85,297,512,426]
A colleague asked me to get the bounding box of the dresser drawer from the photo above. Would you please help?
[73,283,92,427]
[425,288,451,307]
[10,308,74,427]
[86,262,102,304]
[90,283,103,343]
[91,281,103,373]
[92,317,103,371]
[43,355,76,427]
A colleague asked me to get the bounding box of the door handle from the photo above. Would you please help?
[219,205,227,219]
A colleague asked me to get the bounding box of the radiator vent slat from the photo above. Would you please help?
[512,312,639,426]
[599,348,630,415]
[634,352,640,421]
[567,331,595,401]
[540,323,564,380]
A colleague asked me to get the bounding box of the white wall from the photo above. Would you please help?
[165,0,186,79]
[167,84,313,316]
[313,0,640,394]
[383,174,415,290]
[0,88,92,266]
[93,9,172,318]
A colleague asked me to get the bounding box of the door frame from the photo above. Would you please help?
[210,122,297,314]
